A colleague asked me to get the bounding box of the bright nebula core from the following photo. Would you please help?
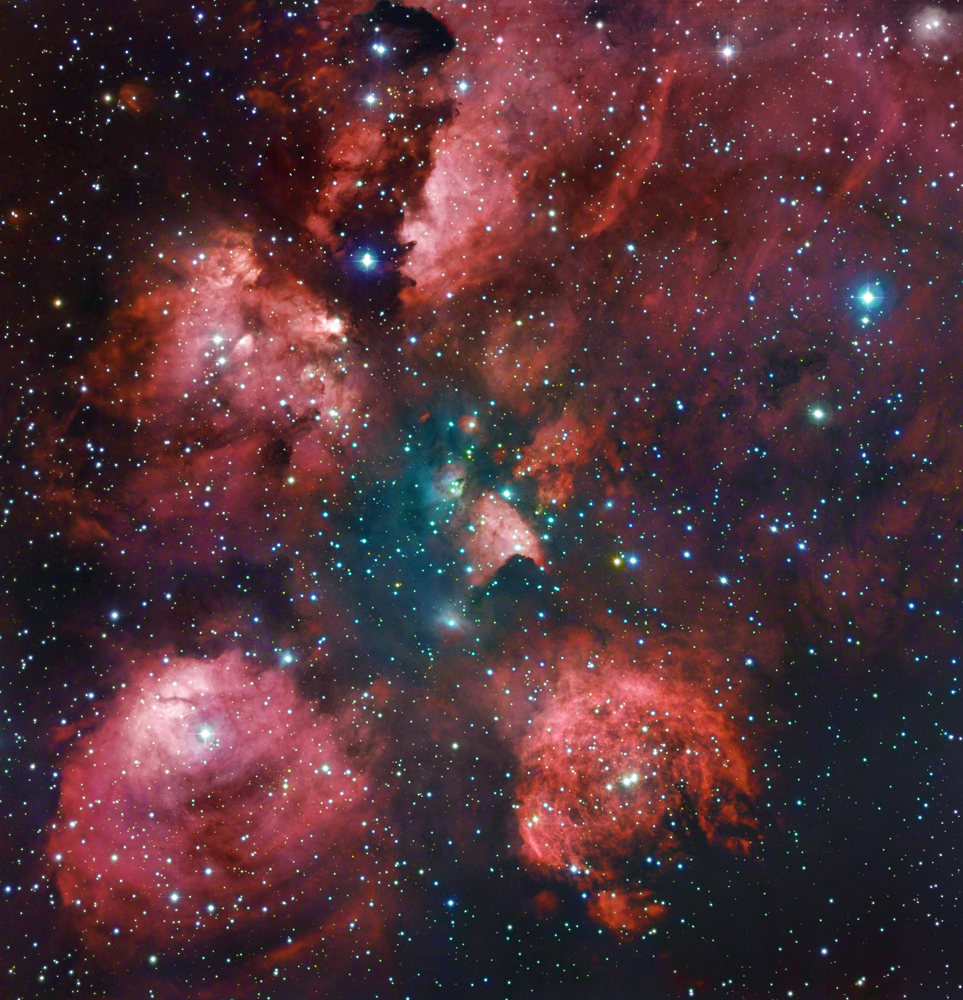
[49,653,374,964]
[3,0,963,998]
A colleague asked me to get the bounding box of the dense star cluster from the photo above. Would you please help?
[3,0,963,998]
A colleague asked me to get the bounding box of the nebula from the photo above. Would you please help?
[4,0,963,997]
[47,232,377,565]
[516,654,757,882]
[491,631,759,934]
[47,652,381,971]
[461,491,545,587]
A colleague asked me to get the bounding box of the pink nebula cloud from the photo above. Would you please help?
[48,651,376,966]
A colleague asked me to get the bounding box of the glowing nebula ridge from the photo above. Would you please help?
[462,491,545,586]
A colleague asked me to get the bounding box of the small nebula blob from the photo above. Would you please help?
[586,889,667,937]
[432,461,468,500]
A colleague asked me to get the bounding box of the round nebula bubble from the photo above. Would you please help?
[47,652,372,965]
[516,655,758,892]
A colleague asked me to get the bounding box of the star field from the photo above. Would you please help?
[3,1,963,998]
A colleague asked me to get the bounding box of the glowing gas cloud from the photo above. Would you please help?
[48,652,379,966]
[7,0,963,996]
[514,643,757,932]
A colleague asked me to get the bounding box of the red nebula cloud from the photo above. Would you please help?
[397,0,622,296]
[587,889,668,938]
[514,407,620,506]
[46,232,376,565]
[461,491,545,586]
[117,81,153,115]
[47,651,377,967]
[515,647,757,932]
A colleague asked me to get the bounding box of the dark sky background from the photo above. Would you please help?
[3,0,963,997]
